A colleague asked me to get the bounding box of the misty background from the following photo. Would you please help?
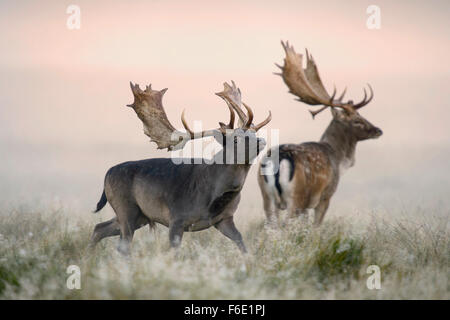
[0,0,449,223]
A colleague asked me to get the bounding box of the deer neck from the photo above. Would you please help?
[198,158,248,200]
[320,119,357,174]
[207,148,251,190]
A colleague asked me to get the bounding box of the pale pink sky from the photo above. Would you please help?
[1,0,449,148]
[1,0,448,74]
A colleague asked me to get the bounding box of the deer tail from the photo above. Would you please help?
[93,190,107,213]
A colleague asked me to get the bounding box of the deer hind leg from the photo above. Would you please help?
[260,158,294,227]
[114,204,147,255]
[285,201,309,227]
[262,193,280,227]
[288,206,308,219]
[89,213,151,249]
[258,172,280,227]
[286,183,308,222]
[89,218,121,248]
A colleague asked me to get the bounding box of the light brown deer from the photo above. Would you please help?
[258,41,382,226]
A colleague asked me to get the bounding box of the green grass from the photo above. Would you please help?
[0,207,448,299]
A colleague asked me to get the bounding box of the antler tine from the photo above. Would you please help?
[254,111,272,131]
[281,40,289,51]
[225,102,235,129]
[353,84,374,109]
[337,87,347,102]
[329,85,337,104]
[181,108,230,139]
[228,98,247,126]
[309,105,329,119]
[357,88,367,106]
[181,109,194,138]
[308,85,339,118]
[242,102,254,129]
[219,102,236,133]
[182,89,239,138]
[231,80,251,127]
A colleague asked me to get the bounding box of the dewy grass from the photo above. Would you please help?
[311,235,365,282]
[0,207,448,299]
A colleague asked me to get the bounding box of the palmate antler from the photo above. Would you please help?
[276,41,374,118]
[127,83,189,150]
[127,81,271,151]
[216,81,272,131]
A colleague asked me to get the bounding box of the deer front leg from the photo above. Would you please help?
[168,220,184,248]
[215,217,247,253]
[314,198,330,226]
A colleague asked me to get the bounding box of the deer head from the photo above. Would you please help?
[329,108,382,141]
[276,41,382,141]
[127,81,272,163]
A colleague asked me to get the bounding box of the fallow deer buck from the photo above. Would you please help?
[258,41,382,226]
[90,81,271,254]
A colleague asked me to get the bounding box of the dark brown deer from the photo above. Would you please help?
[90,81,271,254]
[258,41,382,226]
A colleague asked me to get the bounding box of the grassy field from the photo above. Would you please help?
[0,207,448,299]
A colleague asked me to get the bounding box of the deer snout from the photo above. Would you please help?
[372,127,383,138]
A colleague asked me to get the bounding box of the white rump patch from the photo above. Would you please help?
[261,160,282,207]
[262,160,276,189]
